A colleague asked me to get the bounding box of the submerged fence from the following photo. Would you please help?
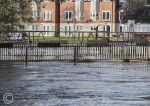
[0,31,150,61]
[0,42,150,61]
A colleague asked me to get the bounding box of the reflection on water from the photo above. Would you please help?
[0,61,150,106]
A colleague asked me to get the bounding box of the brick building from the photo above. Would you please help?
[30,0,119,36]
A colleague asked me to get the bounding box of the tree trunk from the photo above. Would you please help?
[55,0,60,37]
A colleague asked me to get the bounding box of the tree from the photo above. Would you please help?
[0,0,32,31]
[54,0,65,37]
[120,0,145,23]
[55,0,60,37]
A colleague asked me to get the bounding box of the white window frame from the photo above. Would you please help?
[65,25,72,36]
[43,25,51,36]
[43,10,51,21]
[32,24,39,31]
[65,11,73,21]
[102,11,110,21]
[119,10,123,22]
[91,25,95,31]
[76,10,83,19]
[90,0,99,20]
[91,10,98,19]
[76,25,82,31]
[32,9,37,18]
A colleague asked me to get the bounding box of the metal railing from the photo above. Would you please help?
[0,31,150,61]
[1,31,147,43]
[0,42,150,61]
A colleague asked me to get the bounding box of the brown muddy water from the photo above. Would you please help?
[0,61,150,106]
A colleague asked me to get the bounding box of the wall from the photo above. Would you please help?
[28,0,117,35]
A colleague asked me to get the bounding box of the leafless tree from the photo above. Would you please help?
[120,0,145,23]
[55,0,65,37]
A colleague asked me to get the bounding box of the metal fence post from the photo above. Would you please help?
[25,46,28,63]
[74,44,79,62]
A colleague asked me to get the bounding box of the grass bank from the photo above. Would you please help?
[27,36,99,42]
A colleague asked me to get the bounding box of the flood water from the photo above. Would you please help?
[0,61,150,106]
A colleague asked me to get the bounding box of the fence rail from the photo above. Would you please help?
[0,31,150,61]
[1,31,150,43]
[0,42,150,61]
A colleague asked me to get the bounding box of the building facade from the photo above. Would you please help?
[29,0,118,36]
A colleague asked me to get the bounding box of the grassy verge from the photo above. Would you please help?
[27,36,98,42]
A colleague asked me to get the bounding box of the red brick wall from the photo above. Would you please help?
[100,1,116,23]
[60,2,75,23]
[40,2,55,23]
[39,0,116,23]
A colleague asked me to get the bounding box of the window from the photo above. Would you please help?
[77,25,82,31]
[144,8,150,17]
[31,1,39,18]
[32,24,39,31]
[43,25,50,36]
[76,10,83,18]
[102,11,110,21]
[37,10,40,17]
[120,26,122,32]
[32,10,37,18]
[33,10,40,18]
[90,0,99,20]
[91,10,98,19]
[65,25,72,36]
[75,0,84,19]
[119,0,126,2]
[106,25,110,32]
[119,10,123,22]
[65,11,73,21]
[91,26,95,30]
[31,2,36,8]
[43,10,51,21]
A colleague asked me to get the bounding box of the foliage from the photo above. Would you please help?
[0,0,32,31]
